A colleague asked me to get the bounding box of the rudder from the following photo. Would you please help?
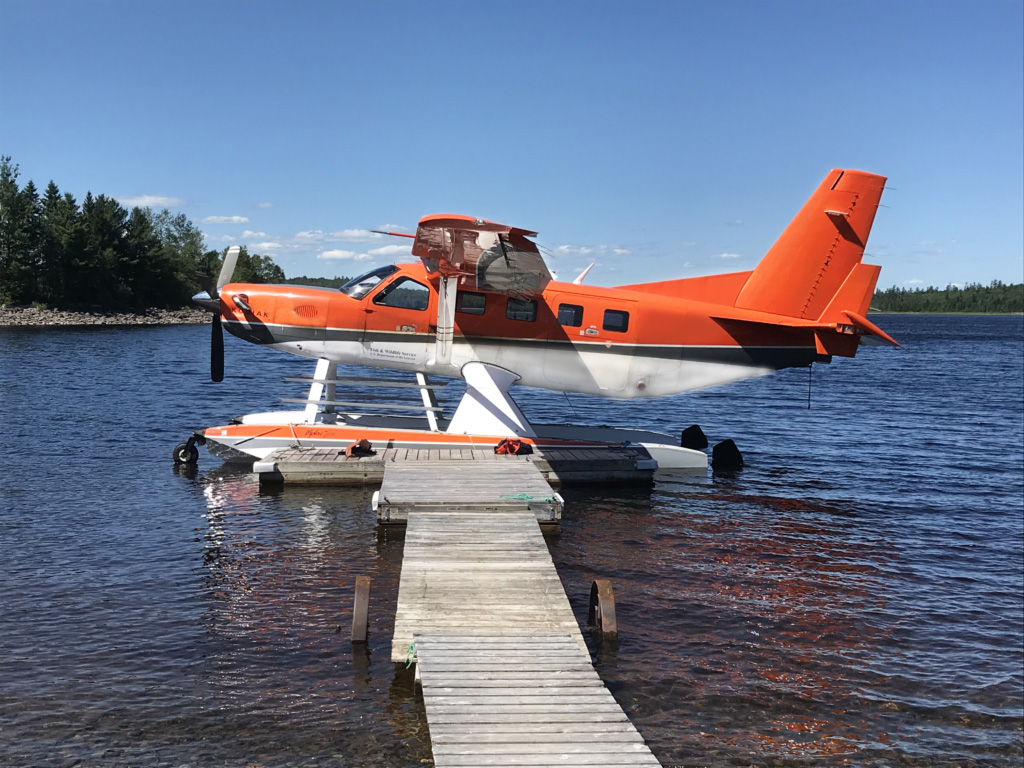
[734,169,887,320]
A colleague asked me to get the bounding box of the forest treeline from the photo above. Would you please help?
[0,157,285,310]
[871,282,1023,313]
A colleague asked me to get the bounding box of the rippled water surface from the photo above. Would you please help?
[1,315,1021,767]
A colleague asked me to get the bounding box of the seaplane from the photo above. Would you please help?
[178,168,897,471]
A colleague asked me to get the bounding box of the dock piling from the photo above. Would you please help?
[351,575,371,644]
[589,579,618,637]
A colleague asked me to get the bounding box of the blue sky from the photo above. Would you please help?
[2,0,1021,289]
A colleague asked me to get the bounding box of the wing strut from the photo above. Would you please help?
[433,275,458,367]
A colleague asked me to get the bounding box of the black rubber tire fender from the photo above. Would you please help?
[173,441,199,465]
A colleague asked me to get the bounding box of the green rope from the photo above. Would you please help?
[499,493,556,501]
[405,642,416,669]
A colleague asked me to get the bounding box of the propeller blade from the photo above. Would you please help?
[217,246,240,292]
[211,314,224,383]
[195,270,217,299]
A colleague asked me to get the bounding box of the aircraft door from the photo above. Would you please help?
[360,275,432,368]
[543,294,638,393]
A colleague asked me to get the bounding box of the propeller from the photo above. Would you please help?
[211,314,224,382]
[193,246,240,383]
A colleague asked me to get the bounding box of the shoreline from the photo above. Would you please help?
[0,306,209,327]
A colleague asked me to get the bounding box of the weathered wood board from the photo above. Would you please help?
[416,633,661,766]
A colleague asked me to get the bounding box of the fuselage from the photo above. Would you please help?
[218,262,826,399]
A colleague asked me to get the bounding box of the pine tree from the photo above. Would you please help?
[0,156,35,304]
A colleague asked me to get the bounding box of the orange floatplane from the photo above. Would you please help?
[178,169,896,470]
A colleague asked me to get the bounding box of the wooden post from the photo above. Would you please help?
[589,578,617,637]
[351,575,371,643]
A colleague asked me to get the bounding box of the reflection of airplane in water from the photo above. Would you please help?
[177,169,895,469]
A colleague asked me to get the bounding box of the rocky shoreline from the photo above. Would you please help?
[0,306,210,327]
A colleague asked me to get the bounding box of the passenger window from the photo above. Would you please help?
[506,297,537,322]
[558,304,583,327]
[372,277,429,311]
[457,291,486,315]
[603,309,629,333]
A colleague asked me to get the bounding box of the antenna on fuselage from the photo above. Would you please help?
[572,263,594,285]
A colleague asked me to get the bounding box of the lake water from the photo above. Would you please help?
[1,315,1021,767]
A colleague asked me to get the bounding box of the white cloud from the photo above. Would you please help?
[241,230,266,238]
[296,229,328,241]
[556,244,593,256]
[724,219,743,227]
[368,244,411,257]
[905,278,924,285]
[257,202,273,208]
[319,249,373,261]
[254,241,281,250]
[117,194,184,208]
[202,215,249,224]
[613,249,630,255]
[715,253,742,259]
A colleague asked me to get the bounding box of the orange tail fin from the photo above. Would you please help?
[734,169,887,321]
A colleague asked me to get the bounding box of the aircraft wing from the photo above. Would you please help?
[412,214,551,297]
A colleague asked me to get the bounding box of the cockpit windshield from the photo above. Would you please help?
[339,265,399,299]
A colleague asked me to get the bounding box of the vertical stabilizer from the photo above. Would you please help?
[734,169,887,319]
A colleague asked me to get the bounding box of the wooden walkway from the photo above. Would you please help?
[392,510,583,660]
[376,455,562,524]
[393,505,661,765]
[416,633,660,766]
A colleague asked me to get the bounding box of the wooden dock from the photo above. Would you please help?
[391,498,661,764]
[392,509,585,661]
[416,632,660,766]
[254,445,656,487]
[376,455,562,524]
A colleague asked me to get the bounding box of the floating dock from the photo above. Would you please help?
[375,455,561,524]
[373,454,661,765]
[252,436,666,761]
[254,445,657,487]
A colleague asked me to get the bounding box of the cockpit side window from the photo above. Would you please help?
[339,265,400,299]
[372,277,430,311]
